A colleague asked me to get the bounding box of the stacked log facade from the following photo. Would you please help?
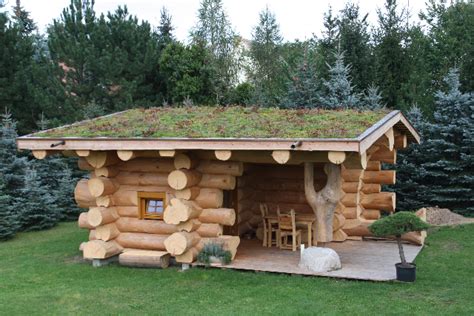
[76,152,240,262]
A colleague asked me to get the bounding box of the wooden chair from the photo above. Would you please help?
[277,209,301,252]
[260,203,278,247]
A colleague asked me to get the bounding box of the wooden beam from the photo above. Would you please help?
[32,150,54,160]
[159,150,176,157]
[272,150,291,164]
[328,151,346,164]
[371,148,397,164]
[214,150,232,161]
[117,150,159,161]
[76,150,90,157]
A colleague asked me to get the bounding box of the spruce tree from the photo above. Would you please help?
[56,164,81,221]
[391,106,430,210]
[0,110,28,198]
[249,6,285,106]
[320,51,360,109]
[374,0,409,110]
[337,3,373,91]
[0,176,18,240]
[422,68,474,215]
[283,47,320,108]
[18,167,60,231]
[363,84,385,110]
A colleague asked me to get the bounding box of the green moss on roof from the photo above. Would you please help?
[36,106,389,139]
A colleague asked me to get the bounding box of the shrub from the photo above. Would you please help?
[197,242,232,266]
[369,212,429,266]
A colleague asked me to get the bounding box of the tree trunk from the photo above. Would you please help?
[396,235,407,265]
[304,162,343,243]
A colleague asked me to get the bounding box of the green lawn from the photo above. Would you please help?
[1,223,473,315]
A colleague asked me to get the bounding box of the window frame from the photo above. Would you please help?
[137,192,167,220]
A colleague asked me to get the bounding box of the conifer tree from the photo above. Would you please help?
[422,68,474,215]
[18,167,60,231]
[363,84,385,110]
[0,110,28,198]
[0,176,18,240]
[157,7,174,49]
[321,51,360,109]
[337,3,373,91]
[249,6,285,106]
[391,105,430,210]
[283,47,320,108]
[374,0,408,110]
[191,0,239,103]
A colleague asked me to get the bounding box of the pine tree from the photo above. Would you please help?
[157,7,174,49]
[12,0,36,35]
[422,68,474,215]
[391,106,430,210]
[249,6,285,106]
[321,51,360,109]
[363,84,385,110]
[315,7,338,81]
[283,47,320,108]
[18,167,60,231]
[0,176,18,240]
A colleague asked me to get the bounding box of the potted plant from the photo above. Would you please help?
[369,211,429,282]
[197,242,232,266]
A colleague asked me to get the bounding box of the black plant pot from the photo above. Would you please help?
[395,263,416,282]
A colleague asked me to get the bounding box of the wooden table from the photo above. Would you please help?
[264,214,316,247]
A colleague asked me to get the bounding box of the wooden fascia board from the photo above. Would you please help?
[16,137,360,152]
[358,110,421,153]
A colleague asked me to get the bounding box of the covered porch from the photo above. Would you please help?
[195,239,423,281]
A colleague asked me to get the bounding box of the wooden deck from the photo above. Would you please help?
[197,239,423,281]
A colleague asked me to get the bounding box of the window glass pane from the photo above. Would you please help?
[146,199,163,216]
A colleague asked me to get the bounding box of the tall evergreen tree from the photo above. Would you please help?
[0,176,18,240]
[315,7,338,81]
[337,3,373,91]
[283,46,320,108]
[12,0,36,35]
[0,110,28,198]
[321,51,360,109]
[191,0,239,103]
[422,68,474,215]
[374,0,408,110]
[391,105,430,210]
[421,0,474,92]
[249,6,285,106]
[157,7,174,49]
[18,167,60,231]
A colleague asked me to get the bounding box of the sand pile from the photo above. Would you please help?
[421,207,474,226]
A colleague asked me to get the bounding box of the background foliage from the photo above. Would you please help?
[0,0,473,239]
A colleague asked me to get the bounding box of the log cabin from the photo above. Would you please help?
[16,106,421,268]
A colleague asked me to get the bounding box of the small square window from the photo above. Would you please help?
[138,192,167,220]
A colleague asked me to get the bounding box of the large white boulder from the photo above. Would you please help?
[299,247,341,272]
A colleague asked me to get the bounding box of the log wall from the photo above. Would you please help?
[76,152,240,261]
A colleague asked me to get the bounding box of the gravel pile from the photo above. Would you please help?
[422,207,474,226]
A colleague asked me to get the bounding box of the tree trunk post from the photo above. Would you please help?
[304,162,343,244]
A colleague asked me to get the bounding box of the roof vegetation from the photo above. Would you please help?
[34,106,389,139]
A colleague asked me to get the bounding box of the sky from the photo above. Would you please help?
[5,0,427,41]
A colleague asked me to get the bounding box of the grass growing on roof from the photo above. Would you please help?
[35,106,389,138]
[1,223,473,314]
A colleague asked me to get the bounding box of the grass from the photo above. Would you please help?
[1,223,473,315]
[34,106,389,139]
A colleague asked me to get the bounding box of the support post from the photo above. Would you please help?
[304,162,343,244]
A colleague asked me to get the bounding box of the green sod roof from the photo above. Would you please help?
[36,106,389,139]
